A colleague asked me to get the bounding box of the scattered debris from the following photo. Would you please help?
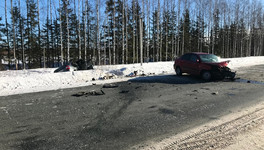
[92,78,96,81]
[135,86,141,89]
[100,73,117,80]
[25,103,33,106]
[141,73,146,76]
[126,72,136,77]
[120,90,129,94]
[149,106,157,109]
[72,92,86,97]
[102,83,118,88]
[201,87,210,90]
[162,71,168,74]
[211,92,219,95]
[92,83,96,85]
[87,90,105,96]
[72,90,105,97]
[134,71,138,76]
[126,70,148,77]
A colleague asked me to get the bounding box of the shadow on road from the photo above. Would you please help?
[129,74,204,84]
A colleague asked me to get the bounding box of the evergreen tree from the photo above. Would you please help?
[179,9,191,54]
[25,0,39,68]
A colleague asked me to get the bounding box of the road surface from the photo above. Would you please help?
[0,65,264,150]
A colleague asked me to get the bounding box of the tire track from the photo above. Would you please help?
[162,108,264,150]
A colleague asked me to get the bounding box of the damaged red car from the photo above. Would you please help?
[173,52,236,81]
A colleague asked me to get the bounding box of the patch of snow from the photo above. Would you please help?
[220,56,264,70]
[0,56,264,96]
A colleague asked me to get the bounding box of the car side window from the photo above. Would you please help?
[181,54,191,61]
[190,54,198,63]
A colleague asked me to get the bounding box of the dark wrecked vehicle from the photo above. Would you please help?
[54,59,93,73]
[173,52,236,81]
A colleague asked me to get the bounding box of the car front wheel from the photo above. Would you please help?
[202,71,212,81]
[176,67,182,76]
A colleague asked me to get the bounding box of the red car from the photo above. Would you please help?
[173,52,236,81]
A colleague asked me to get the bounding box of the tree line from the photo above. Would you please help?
[0,0,264,70]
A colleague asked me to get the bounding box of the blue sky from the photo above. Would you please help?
[0,0,163,26]
[1,0,263,28]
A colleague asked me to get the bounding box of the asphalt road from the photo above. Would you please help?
[0,65,264,150]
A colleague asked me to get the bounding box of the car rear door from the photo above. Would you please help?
[188,54,200,75]
[179,54,191,73]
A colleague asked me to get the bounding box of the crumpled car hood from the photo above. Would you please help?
[203,61,230,67]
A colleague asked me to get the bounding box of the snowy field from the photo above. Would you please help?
[0,56,264,97]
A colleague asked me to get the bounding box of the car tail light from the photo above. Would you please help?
[66,65,70,71]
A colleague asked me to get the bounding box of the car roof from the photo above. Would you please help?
[186,52,209,55]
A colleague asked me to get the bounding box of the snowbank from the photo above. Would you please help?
[0,56,264,96]
[220,56,264,70]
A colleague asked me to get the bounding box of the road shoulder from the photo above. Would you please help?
[130,100,264,150]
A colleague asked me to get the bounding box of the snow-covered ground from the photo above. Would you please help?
[0,56,264,97]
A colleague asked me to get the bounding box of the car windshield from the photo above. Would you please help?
[199,54,219,63]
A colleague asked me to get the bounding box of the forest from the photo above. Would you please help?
[0,0,263,70]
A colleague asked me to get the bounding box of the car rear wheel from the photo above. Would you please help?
[202,71,212,81]
[176,67,182,76]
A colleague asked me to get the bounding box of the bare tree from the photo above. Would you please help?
[78,0,81,59]
[37,0,43,68]
[19,0,25,69]
[5,0,10,68]
[84,0,87,62]
[140,18,143,66]
[11,0,17,70]
[113,0,116,64]
[208,0,212,54]
[157,0,160,61]
[107,15,111,65]
[165,0,168,61]
[96,0,100,65]
[125,2,128,64]
[177,0,181,56]
[46,0,49,67]
[50,0,54,66]
[212,0,217,54]
[122,0,125,64]
[146,0,150,62]
[132,0,135,63]
[142,0,145,62]
[103,19,106,65]
[66,0,70,62]
[171,0,175,60]
[182,0,187,55]
[59,0,64,65]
